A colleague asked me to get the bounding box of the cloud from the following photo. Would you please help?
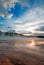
[1,0,30,9]
[0,0,44,34]
[0,0,30,19]
[2,0,18,9]
[6,14,13,19]
[0,14,5,18]
[14,7,44,34]
[0,0,43,19]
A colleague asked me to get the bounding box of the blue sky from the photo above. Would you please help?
[0,0,44,35]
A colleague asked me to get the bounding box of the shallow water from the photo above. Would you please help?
[0,35,44,65]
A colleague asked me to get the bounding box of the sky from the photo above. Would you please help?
[0,0,44,35]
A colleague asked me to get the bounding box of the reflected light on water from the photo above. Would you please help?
[26,40,36,48]
[30,40,35,46]
[26,40,36,49]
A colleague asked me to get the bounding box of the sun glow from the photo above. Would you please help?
[26,28,34,33]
